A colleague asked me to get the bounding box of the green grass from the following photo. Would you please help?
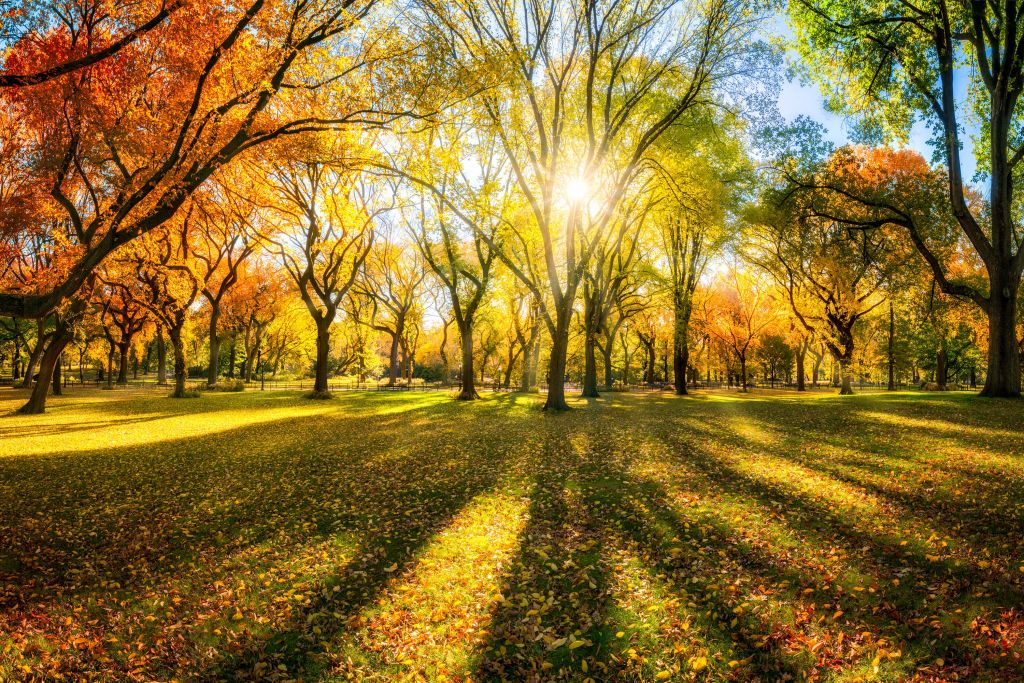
[0,388,1022,681]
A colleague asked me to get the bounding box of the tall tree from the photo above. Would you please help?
[425,0,767,409]
[790,0,1024,396]
[270,159,380,397]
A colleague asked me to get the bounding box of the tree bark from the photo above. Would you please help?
[544,312,571,411]
[581,330,599,398]
[387,332,400,386]
[981,279,1021,397]
[457,321,477,400]
[117,342,130,384]
[313,321,330,396]
[18,319,73,414]
[602,342,615,391]
[935,337,948,390]
[887,301,896,391]
[51,352,62,396]
[169,327,188,398]
[673,326,689,396]
[157,327,168,385]
[207,305,221,387]
[839,359,854,395]
[19,320,46,388]
[796,343,806,392]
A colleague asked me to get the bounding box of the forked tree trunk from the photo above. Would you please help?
[18,321,73,414]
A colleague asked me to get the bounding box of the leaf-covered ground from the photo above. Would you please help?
[1,388,1022,682]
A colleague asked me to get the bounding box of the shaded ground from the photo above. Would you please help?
[0,388,1022,682]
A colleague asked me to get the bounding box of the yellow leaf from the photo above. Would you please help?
[690,656,708,672]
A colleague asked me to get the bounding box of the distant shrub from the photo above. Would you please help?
[207,379,246,392]
[305,390,334,400]
[171,388,202,399]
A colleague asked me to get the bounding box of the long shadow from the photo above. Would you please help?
[197,399,524,681]
[0,396,516,680]
[651,399,1024,678]
[472,428,615,681]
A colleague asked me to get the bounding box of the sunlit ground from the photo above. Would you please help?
[0,388,1022,682]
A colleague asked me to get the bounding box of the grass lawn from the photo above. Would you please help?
[0,388,1022,682]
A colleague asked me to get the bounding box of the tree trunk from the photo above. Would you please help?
[544,312,571,411]
[839,359,854,395]
[19,320,46,388]
[117,342,130,384]
[519,316,541,392]
[169,327,189,398]
[227,335,237,379]
[207,306,221,387]
[51,352,62,396]
[602,342,614,391]
[673,328,689,396]
[157,327,168,385]
[739,354,748,391]
[312,321,330,396]
[796,344,806,392]
[387,333,400,386]
[887,300,896,391]
[935,337,948,390]
[673,295,691,395]
[981,280,1021,397]
[18,321,73,414]
[457,321,477,400]
[581,330,599,398]
[106,344,115,389]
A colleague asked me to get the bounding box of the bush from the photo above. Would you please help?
[170,389,202,399]
[206,379,246,392]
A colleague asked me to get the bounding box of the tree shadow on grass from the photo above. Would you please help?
[472,432,615,682]
[0,397,518,680]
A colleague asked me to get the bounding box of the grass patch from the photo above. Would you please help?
[0,388,1022,681]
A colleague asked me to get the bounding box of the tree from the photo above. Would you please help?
[0,0,180,88]
[0,0,420,413]
[745,170,904,394]
[425,0,766,409]
[790,1,1024,396]
[704,267,778,391]
[393,121,506,399]
[114,219,201,398]
[358,237,427,386]
[270,157,380,397]
[652,110,747,395]
[192,180,262,387]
